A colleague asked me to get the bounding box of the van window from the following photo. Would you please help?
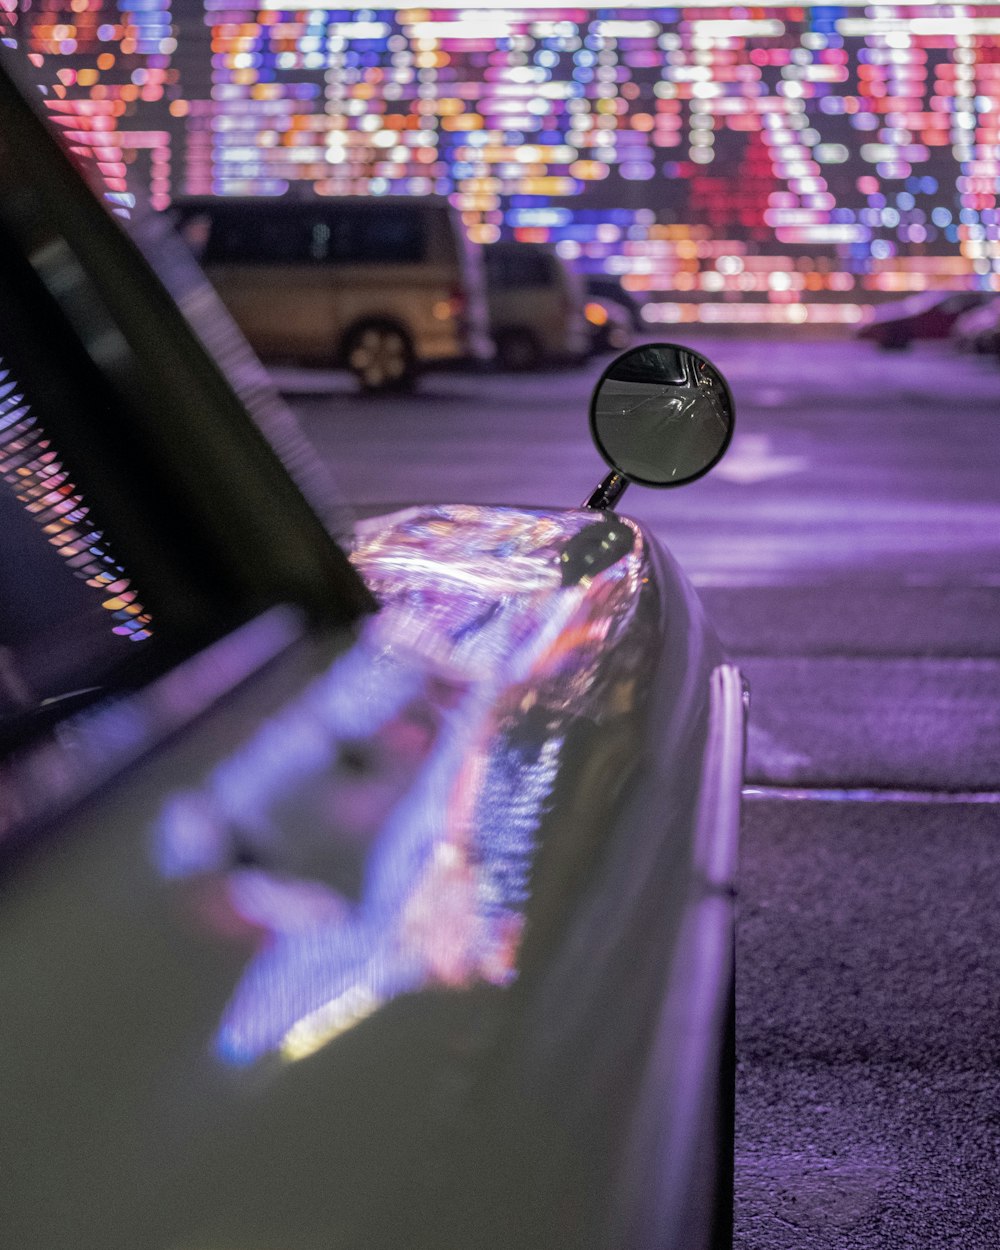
[484,247,553,290]
[197,203,428,267]
[0,352,156,752]
[204,209,314,266]
[347,207,426,264]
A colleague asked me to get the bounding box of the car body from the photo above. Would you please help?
[584,293,634,355]
[856,290,987,349]
[950,297,1000,355]
[484,241,590,369]
[0,36,743,1250]
[584,276,645,355]
[171,196,494,392]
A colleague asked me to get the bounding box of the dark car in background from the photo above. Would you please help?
[950,296,1000,356]
[0,34,743,1250]
[586,277,645,331]
[483,240,590,369]
[583,276,643,356]
[856,290,987,349]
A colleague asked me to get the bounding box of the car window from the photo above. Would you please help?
[198,203,428,266]
[605,344,689,386]
[942,293,980,315]
[0,353,157,751]
[485,246,553,290]
[347,206,426,264]
[204,208,315,265]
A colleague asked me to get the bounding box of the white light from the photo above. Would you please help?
[838,17,1000,36]
[691,20,785,37]
[860,144,897,163]
[592,21,659,38]
[405,21,513,39]
[642,303,684,325]
[815,144,849,164]
[326,22,389,38]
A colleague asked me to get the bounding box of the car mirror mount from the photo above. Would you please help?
[582,469,630,511]
[583,342,735,512]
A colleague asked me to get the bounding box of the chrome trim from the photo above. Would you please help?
[746,785,1000,805]
[695,663,746,893]
[611,661,745,1250]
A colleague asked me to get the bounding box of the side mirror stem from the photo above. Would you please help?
[583,470,629,512]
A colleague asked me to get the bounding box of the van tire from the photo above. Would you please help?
[496,327,542,372]
[342,321,417,393]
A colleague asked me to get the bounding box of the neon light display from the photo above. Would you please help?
[13,4,1000,324]
[151,503,646,1064]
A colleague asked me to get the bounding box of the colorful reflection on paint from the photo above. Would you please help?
[154,504,646,1065]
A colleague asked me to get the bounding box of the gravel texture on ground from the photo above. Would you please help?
[735,798,1000,1250]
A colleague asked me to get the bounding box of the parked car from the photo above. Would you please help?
[484,241,590,369]
[0,37,744,1250]
[171,195,493,392]
[950,297,1000,355]
[586,276,645,328]
[584,293,634,355]
[856,290,987,349]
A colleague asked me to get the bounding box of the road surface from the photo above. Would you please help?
[280,336,1000,1250]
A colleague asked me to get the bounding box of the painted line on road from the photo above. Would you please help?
[744,785,1000,804]
[690,574,1000,588]
[712,433,808,485]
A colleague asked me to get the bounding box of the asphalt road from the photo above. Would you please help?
[280,337,1000,1249]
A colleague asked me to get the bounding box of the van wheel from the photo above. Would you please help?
[496,328,542,372]
[343,321,416,393]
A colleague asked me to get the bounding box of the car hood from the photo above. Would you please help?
[0,502,728,1250]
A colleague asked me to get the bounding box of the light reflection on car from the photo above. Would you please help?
[154,506,645,1067]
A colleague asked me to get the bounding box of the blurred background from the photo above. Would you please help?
[14,2,1000,330]
[8,3,1000,1248]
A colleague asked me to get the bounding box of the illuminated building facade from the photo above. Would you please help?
[12,4,1000,325]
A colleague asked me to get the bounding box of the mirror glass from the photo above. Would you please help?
[590,343,734,488]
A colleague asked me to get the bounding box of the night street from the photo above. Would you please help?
[282,337,1000,1248]
[8,1,1000,1244]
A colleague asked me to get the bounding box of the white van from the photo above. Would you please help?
[171,197,493,392]
[483,241,590,370]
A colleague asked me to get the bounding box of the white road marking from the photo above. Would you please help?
[745,786,1000,804]
[747,724,812,773]
[715,433,808,485]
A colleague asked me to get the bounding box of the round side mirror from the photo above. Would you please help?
[589,343,735,490]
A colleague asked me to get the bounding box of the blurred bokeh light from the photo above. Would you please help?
[10,3,1000,323]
